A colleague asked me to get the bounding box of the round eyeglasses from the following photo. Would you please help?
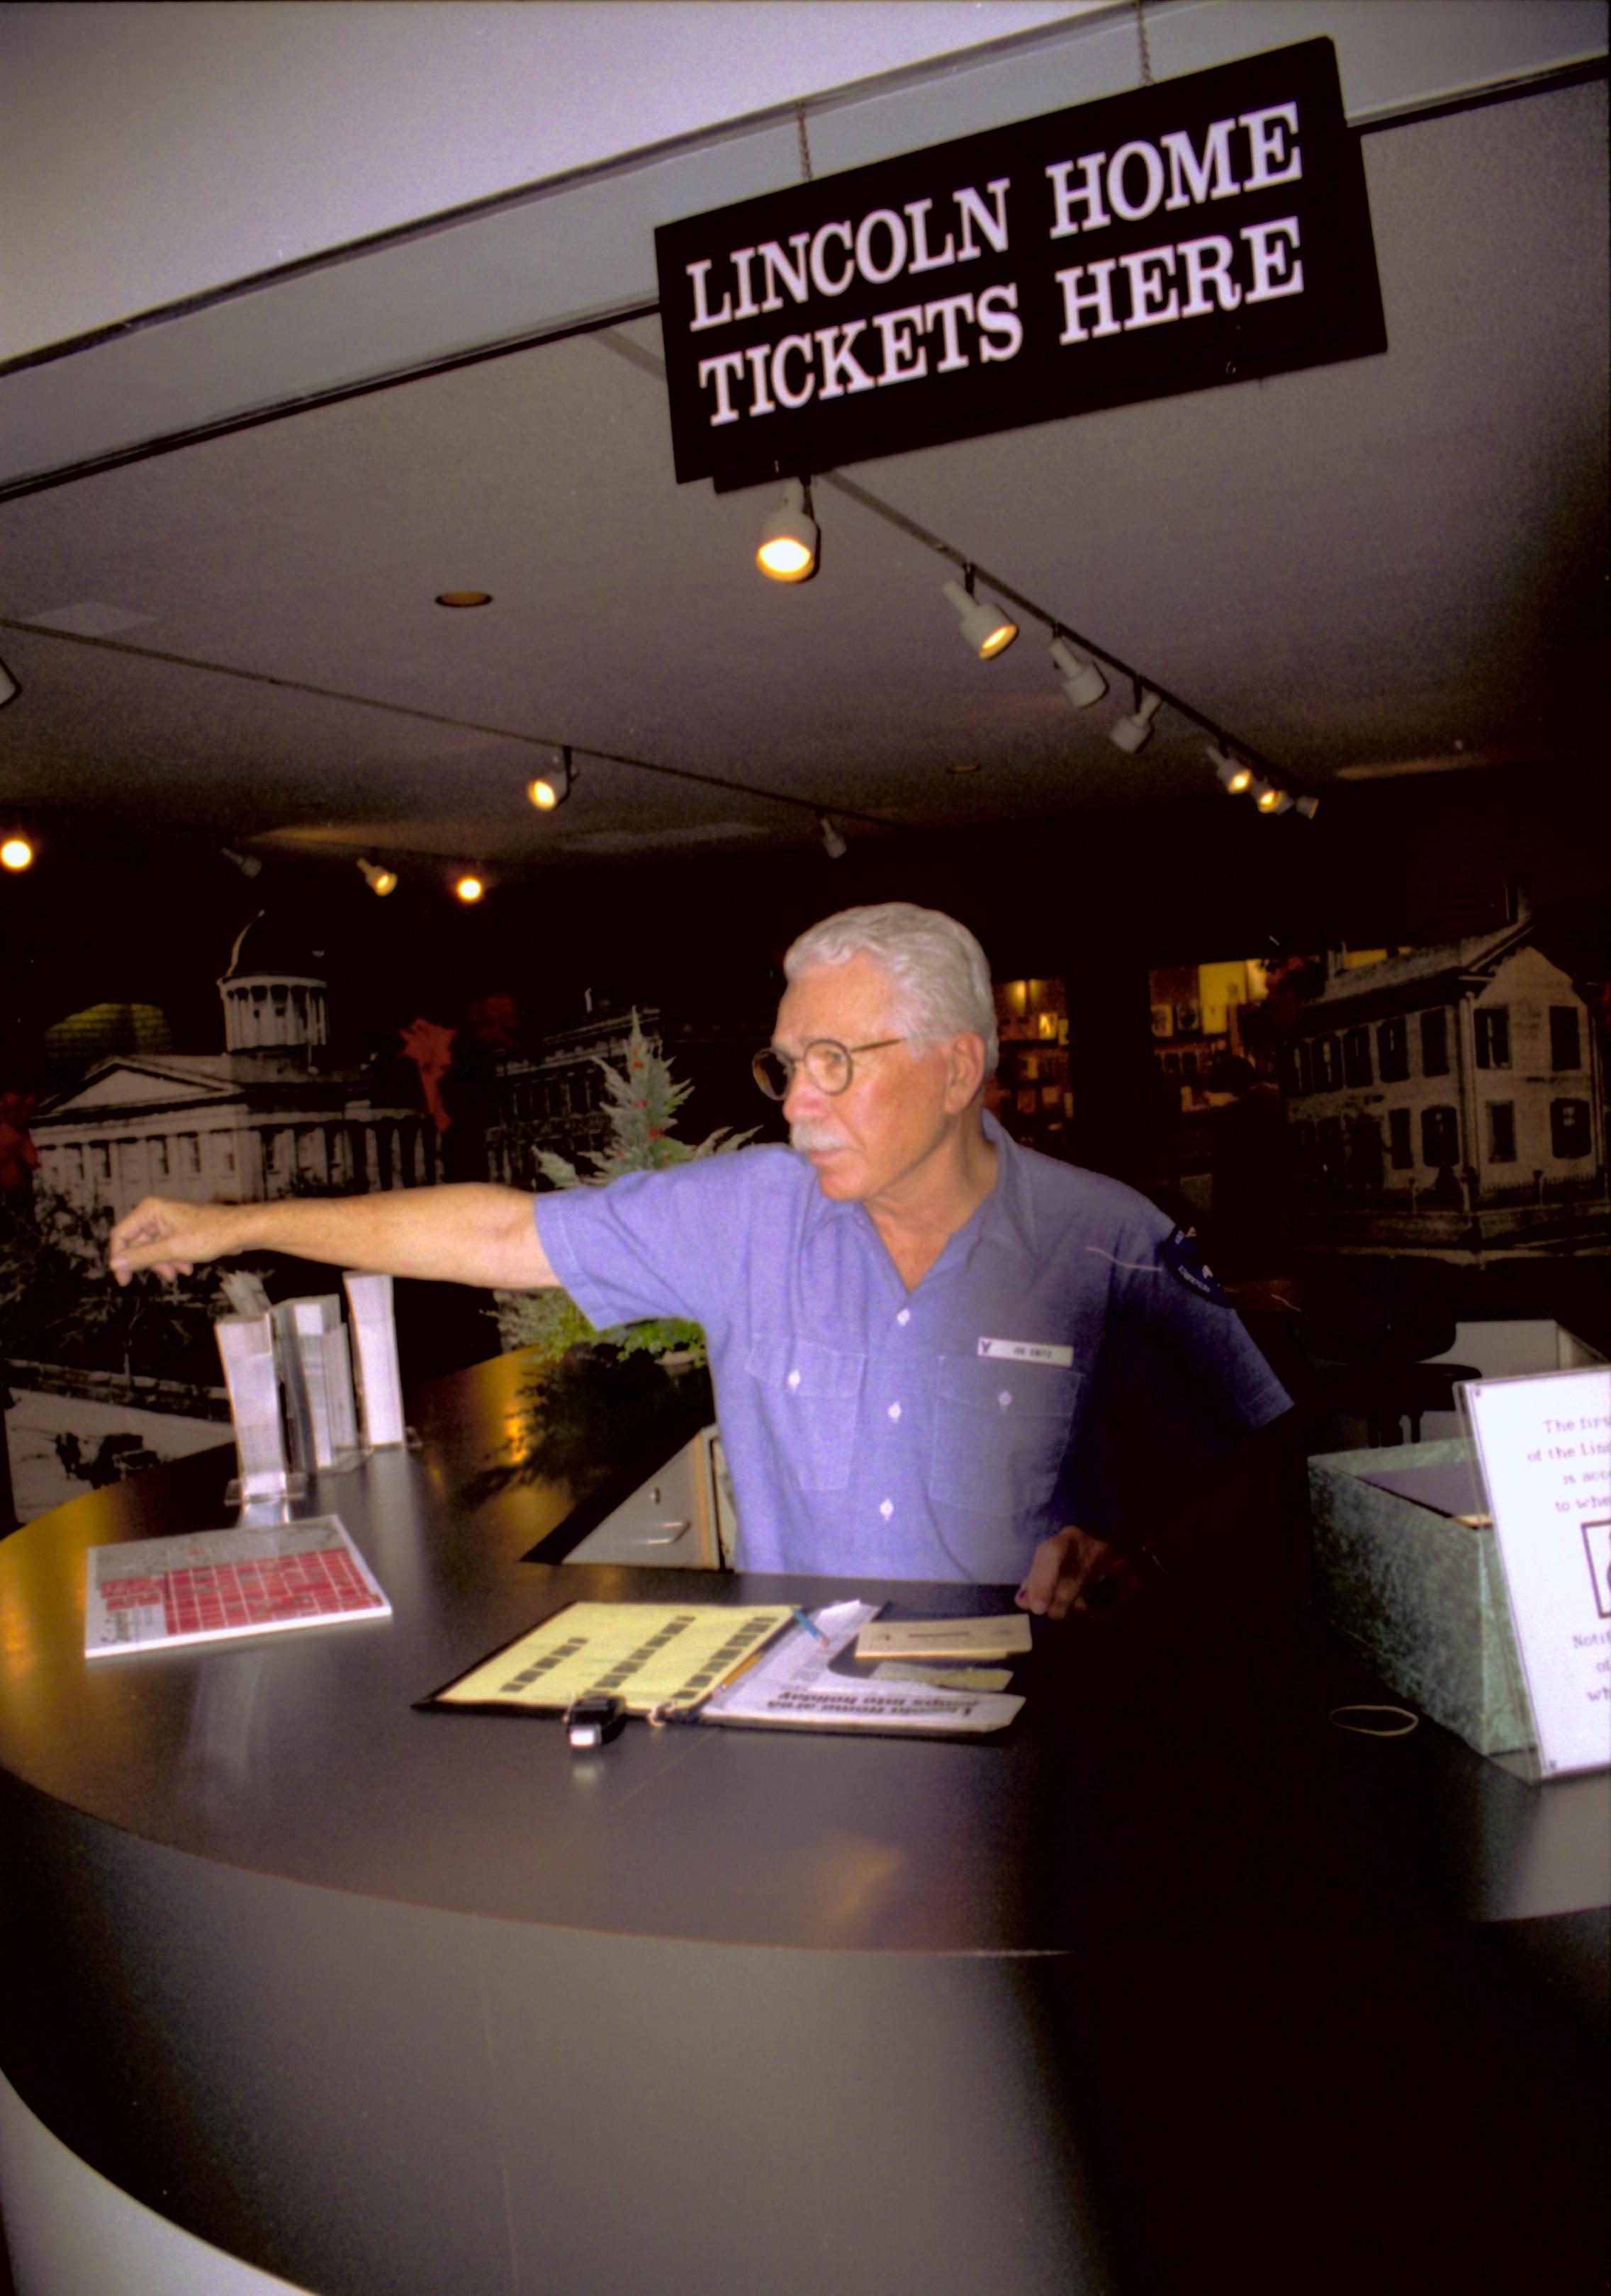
[751,1037,908,1100]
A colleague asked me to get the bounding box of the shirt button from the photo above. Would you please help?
[787,1368,802,1390]
[998,1390,1013,1409]
[895,1308,911,1326]
[879,1498,894,1519]
[887,1402,902,1422]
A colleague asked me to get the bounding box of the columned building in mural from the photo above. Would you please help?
[33,915,439,1222]
[9,918,441,1524]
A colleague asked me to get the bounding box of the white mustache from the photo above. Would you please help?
[790,1123,851,1154]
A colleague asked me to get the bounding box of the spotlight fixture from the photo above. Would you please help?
[1295,794,1320,819]
[817,814,848,861]
[1109,683,1162,754]
[1208,743,1254,795]
[221,846,264,879]
[756,480,819,583]
[1048,635,1107,709]
[357,857,398,896]
[1,834,35,872]
[527,747,576,811]
[942,568,1017,660]
[435,591,493,608]
[0,657,18,709]
[454,872,485,904]
[1257,786,1295,816]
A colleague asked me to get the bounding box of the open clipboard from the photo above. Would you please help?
[416,1600,795,1720]
[417,1597,1026,1736]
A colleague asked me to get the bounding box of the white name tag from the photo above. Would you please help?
[977,1336,1074,1367]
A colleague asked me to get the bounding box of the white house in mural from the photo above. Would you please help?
[1281,918,1607,1255]
[32,914,440,1222]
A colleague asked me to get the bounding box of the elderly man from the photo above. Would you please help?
[110,904,1290,1616]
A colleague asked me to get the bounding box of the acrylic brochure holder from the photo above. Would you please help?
[215,1312,305,1509]
[216,1278,409,1512]
[274,1297,362,1475]
[342,1271,410,1449]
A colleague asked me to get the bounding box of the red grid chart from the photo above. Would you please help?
[101,1548,384,1637]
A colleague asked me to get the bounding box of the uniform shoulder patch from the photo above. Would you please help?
[1160,1226,1232,1307]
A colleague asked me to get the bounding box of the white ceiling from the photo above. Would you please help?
[0,74,1605,888]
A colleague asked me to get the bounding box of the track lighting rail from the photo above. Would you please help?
[820,469,1313,803]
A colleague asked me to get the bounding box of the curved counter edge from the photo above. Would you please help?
[0,2069,313,2296]
[0,1777,1121,2296]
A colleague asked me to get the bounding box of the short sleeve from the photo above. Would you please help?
[1070,1212,1291,1543]
[534,1153,768,1342]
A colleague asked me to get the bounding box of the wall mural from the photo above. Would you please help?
[1148,916,1610,1275]
[0,910,770,1525]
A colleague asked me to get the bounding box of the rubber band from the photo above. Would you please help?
[1327,1703,1419,1738]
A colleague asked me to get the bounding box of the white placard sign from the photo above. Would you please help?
[1465,1368,1611,1778]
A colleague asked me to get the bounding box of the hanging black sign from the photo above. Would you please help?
[655,38,1384,493]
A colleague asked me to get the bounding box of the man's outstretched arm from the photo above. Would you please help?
[108,1185,558,1293]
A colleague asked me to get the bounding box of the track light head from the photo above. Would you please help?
[1257,786,1295,815]
[1049,636,1106,709]
[0,657,18,709]
[1,834,35,872]
[757,480,819,582]
[357,857,398,896]
[818,814,848,861]
[221,846,264,879]
[1294,794,1320,819]
[454,872,485,904]
[528,746,576,811]
[1208,743,1254,794]
[943,569,1017,660]
[1109,685,1162,754]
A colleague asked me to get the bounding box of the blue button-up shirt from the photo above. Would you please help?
[536,1113,1289,1582]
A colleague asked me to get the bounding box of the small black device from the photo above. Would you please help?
[566,1694,627,1750]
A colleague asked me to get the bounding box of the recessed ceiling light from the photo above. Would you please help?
[455,873,485,904]
[435,591,493,609]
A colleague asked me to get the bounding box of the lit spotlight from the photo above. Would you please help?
[528,747,576,811]
[1,835,35,872]
[756,480,819,582]
[942,568,1017,660]
[455,873,485,904]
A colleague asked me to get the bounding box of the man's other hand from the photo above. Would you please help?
[108,1198,244,1286]
[1016,1521,1140,1621]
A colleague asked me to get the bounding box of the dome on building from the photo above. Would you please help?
[218,913,330,1055]
[220,911,328,986]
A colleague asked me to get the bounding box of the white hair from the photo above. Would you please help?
[782,903,999,1074]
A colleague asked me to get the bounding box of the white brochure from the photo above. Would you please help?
[1465,1367,1611,1778]
[702,1599,1023,1735]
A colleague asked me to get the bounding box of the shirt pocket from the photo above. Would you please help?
[744,1332,866,1493]
[930,1354,1081,1517]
